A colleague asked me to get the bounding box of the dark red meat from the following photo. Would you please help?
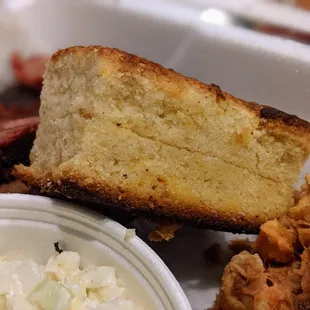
[0,116,39,184]
[10,52,49,90]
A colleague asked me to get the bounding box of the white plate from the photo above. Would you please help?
[1,1,310,309]
[0,194,191,310]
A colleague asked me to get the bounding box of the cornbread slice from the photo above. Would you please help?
[15,46,310,232]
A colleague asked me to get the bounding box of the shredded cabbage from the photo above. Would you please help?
[0,251,144,310]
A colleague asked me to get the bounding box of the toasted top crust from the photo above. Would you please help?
[50,46,310,150]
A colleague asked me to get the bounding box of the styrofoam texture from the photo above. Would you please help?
[0,194,191,310]
[168,0,310,33]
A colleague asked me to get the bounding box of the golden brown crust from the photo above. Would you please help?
[14,165,262,233]
[51,46,310,150]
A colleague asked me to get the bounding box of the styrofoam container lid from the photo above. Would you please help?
[0,194,191,310]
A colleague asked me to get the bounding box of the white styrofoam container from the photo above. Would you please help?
[1,0,310,309]
[0,194,191,310]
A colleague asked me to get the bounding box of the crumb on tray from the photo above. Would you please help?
[125,228,136,241]
[204,243,223,266]
[148,222,182,242]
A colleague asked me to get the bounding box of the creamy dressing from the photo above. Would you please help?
[0,252,144,310]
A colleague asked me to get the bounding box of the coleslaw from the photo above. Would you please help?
[0,251,144,310]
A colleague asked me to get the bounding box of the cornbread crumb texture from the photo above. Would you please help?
[15,46,310,232]
[42,47,309,182]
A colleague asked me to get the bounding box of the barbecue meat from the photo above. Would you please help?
[0,116,39,184]
[212,178,310,310]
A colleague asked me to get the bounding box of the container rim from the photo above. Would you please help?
[0,193,192,310]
